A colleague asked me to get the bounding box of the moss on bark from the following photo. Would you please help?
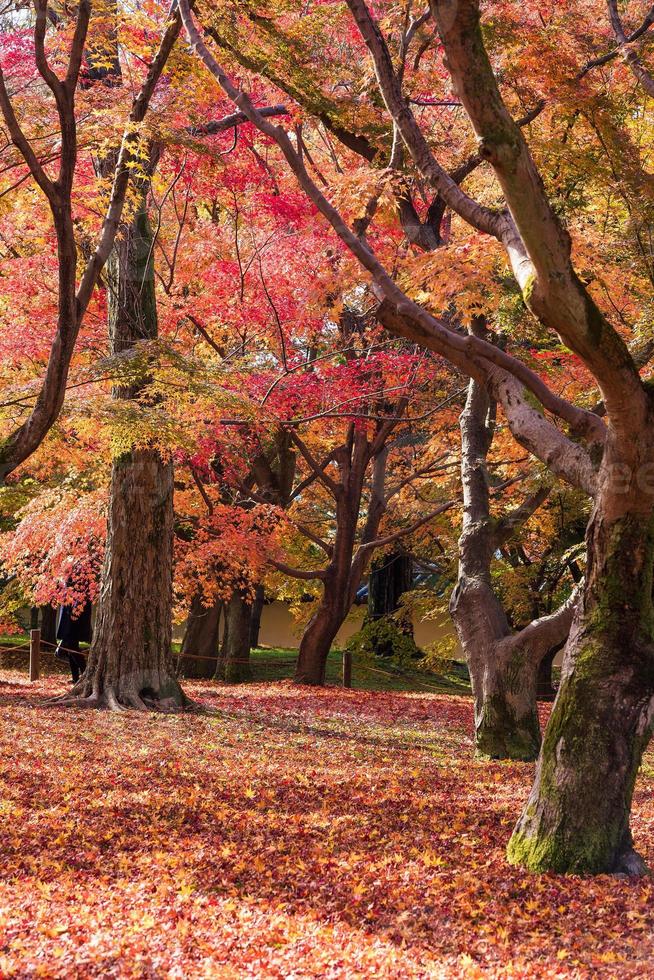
[475,690,541,762]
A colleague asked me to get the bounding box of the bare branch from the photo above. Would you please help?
[356,499,456,555]
[294,523,333,557]
[494,486,551,545]
[501,587,581,665]
[288,430,341,496]
[580,5,654,76]
[189,104,289,135]
[268,559,327,581]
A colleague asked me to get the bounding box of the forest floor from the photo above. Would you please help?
[0,670,653,978]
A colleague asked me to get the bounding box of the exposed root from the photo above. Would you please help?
[45,694,101,709]
[45,678,202,714]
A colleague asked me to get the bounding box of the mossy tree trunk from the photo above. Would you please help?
[59,170,187,711]
[508,505,654,875]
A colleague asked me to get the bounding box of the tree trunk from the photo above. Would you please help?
[249,583,265,649]
[367,550,413,621]
[452,571,543,761]
[536,645,559,701]
[216,593,252,683]
[71,449,185,709]
[57,174,187,710]
[292,430,388,686]
[451,375,544,759]
[40,605,57,646]
[294,601,343,685]
[177,593,221,679]
[508,509,654,875]
[468,638,541,761]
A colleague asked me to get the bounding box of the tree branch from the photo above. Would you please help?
[189,104,288,135]
[356,499,456,555]
[288,430,341,496]
[494,486,551,546]
[606,0,654,95]
[268,559,327,581]
[501,587,581,665]
[76,11,182,315]
[294,523,333,557]
[430,0,647,434]
[178,0,604,498]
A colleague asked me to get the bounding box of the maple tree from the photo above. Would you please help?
[3,0,654,897]
[178,0,654,876]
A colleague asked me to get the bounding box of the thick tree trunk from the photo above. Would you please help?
[249,583,265,649]
[57,175,187,710]
[177,593,221,679]
[508,509,654,875]
[71,449,185,709]
[216,593,252,683]
[294,601,343,685]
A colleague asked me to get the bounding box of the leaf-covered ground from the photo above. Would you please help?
[0,671,653,978]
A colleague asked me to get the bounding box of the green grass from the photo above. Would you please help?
[175,643,471,695]
[3,632,471,696]
[249,646,471,694]
[0,633,28,646]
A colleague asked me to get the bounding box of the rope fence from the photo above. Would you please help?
[0,631,453,693]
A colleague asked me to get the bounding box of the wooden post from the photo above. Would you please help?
[29,628,41,682]
[343,649,352,689]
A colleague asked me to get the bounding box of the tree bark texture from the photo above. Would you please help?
[216,592,253,683]
[177,593,222,679]
[63,188,186,710]
[508,496,654,874]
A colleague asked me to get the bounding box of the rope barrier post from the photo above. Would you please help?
[29,628,41,682]
[342,649,352,689]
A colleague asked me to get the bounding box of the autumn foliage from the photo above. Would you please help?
[1,669,653,978]
[3,0,654,967]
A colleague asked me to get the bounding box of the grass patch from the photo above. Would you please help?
[176,642,470,695]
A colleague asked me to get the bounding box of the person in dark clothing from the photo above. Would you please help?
[56,601,92,682]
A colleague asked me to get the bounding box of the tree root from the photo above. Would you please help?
[46,680,201,714]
